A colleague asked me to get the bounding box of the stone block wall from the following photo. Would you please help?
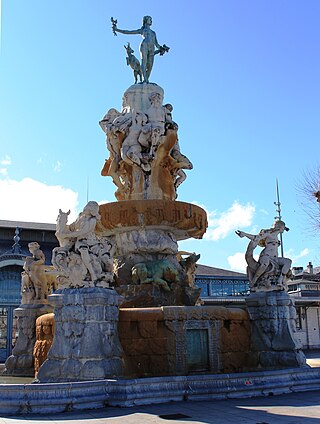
[119,305,251,378]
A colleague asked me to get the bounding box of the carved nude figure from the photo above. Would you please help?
[112,16,169,83]
[236,220,292,291]
[99,108,123,190]
[147,92,165,132]
[121,111,148,168]
[21,242,49,302]
[62,201,101,282]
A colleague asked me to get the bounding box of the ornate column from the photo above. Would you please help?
[37,201,124,382]
[237,220,307,368]
[4,242,54,376]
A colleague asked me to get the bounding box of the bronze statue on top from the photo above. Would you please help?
[111,16,169,83]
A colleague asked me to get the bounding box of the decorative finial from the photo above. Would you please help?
[12,227,22,254]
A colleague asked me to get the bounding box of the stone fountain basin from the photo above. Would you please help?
[1,367,320,415]
[0,376,34,384]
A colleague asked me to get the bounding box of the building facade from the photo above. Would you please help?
[195,264,249,305]
[287,264,320,349]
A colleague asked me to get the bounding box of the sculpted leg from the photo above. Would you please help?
[251,263,268,286]
[79,247,98,281]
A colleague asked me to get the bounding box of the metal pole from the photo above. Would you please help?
[86,176,89,203]
[274,178,284,257]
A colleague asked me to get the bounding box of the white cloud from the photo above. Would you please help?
[228,251,259,273]
[227,252,247,273]
[204,201,255,241]
[284,247,310,265]
[0,168,8,176]
[0,177,79,223]
[0,155,11,166]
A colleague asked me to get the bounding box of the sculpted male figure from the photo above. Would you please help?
[62,201,101,282]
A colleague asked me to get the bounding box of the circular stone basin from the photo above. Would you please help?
[98,200,207,240]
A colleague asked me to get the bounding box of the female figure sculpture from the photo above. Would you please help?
[111,16,169,83]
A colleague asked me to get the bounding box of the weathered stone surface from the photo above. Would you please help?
[37,288,123,382]
[118,305,251,378]
[246,291,307,369]
[3,304,53,376]
[221,320,250,353]
[120,307,164,321]
[116,282,201,308]
[99,200,207,240]
[33,313,54,378]
[221,352,251,373]
[138,320,158,338]
[100,83,192,201]
[1,367,320,415]
[53,203,115,290]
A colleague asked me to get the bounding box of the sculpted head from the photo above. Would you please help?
[143,16,152,26]
[28,242,40,254]
[272,220,289,233]
[106,108,119,122]
[83,201,100,218]
[149,92,162,106]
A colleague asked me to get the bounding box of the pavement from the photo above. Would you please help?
[0,351,319,423]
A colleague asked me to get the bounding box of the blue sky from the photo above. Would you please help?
[1,0,320,272]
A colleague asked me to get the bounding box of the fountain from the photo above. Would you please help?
[0,15,319,416]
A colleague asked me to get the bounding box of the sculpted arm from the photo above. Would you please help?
[235,230,256,240]
[114,27,142,35]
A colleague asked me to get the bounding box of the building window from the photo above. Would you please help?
[196,282,209,297]
[0,265,22,304]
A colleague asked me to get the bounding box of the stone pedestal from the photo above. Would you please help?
[37,288,123,382]
[3,304,53,376]
[246,291,307,368]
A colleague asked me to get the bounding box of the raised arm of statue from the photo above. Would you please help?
[111,17,141,36]
[114,27,142,35]
[235,230,256,241]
